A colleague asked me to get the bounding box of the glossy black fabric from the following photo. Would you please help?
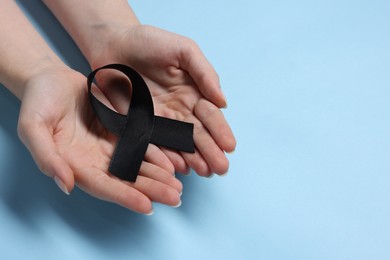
[87,64,194,182]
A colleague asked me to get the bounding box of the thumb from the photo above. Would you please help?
[17,119,75,195]
[180,40,227,108]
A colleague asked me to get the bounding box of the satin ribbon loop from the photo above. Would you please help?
[87,64,194,182]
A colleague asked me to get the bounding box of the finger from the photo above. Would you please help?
[161,148,190,174]
[75,168,153,214]
[192,119,229,175]
[179,40,227,108]
[17,120,75,194]
[181,148,212,177]
[195,99,236,153]
[138,161,183,193]
[128,176,181,207]
[144,144,175,175]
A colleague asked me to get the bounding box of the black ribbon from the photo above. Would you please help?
[87,64,194,182]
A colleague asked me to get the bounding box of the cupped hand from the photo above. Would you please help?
[91,25,236,176]
[17,66,183,214]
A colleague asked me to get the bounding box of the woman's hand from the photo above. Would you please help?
[91,25,236,176]
[17,66,183,214]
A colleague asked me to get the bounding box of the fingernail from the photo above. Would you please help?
[145,210,154,216]
[220,89,228,108]
[54,176,69,195]
[206,173,215,178]
[179,190,183,196]
[219,171,228,177]
[173,200,182,208]
[226,149,235,154]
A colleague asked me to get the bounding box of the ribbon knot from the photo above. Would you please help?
[87,64,195,182]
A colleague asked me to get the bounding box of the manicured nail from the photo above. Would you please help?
[173,200,182,208]
[145,210,154,216]
[54,176,69,195]
[219,171,228,177]
[179,191,183,196]
[220,89,228,108]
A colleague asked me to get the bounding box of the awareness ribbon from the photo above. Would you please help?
[87,64,194,182]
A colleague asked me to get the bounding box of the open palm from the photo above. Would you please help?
[92,25,236,176]
[18,67,182,214]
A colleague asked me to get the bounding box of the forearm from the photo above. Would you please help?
[0,0,65,99]
[42,0,139,66]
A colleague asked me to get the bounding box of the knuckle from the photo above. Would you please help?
[163,161,175,175]
[115,187,133,205]
[194,160,209,176]
[193,122,205,136]
[89,174,109,197]
[181,37,199,58]
[183,36,197,48]
[161,187,179,205]
[195,99,218,119]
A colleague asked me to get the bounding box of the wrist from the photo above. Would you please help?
[86,23,140,70]
[16,57,69,100]
[42,0,140,69]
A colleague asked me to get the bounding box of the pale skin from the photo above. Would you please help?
[0,0,236,214]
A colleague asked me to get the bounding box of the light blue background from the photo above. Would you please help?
[1,0,390,259]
